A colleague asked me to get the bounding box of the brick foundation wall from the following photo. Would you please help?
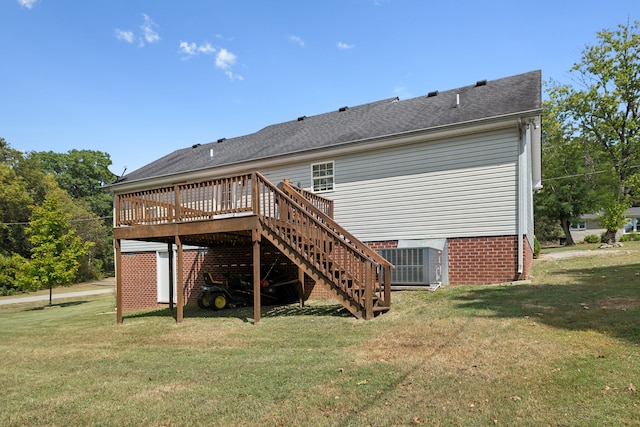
[120,235,534,311]
[121,252,158,311]
[365,235,533,286]
[447,235,531,285]
[365,240,398,251]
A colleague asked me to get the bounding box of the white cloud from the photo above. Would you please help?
[179,41,197,56]
[18,0,38,9]
[289,35,305,47]
[198,42,215,54]
[224,70,244,81]
[115,29,135,44]
[215,48,236,69]
[115,14,160,47]
[179,41,216,59]
[215,48,243,81]
[337,41,355,50]
[140,13,160,44]
[179,42,242,81]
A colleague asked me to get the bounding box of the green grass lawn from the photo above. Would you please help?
[1,244,639,426]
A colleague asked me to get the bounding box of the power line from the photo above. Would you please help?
[543,170,607,181]
[544,163,640,181]
[0,216,113,227]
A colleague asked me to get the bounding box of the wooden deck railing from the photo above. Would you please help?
[280,179,334,218]
[114,172,391,318]
[115,174,253,226]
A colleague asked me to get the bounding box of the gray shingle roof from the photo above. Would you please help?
[581,207,640,220]
[111,70,541,186]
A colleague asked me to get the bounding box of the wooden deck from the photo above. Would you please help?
[113,172,392,323]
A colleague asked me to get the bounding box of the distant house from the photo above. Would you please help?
[570,207,640,242]
[106,70,542,322]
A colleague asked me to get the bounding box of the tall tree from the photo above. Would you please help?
[535,101,602,245]
[548,21,640,242]
[1,138,47,205]
[0,163,33,256]
[21,177,92,304]
[63,198,112,281]
[32,149,116,219]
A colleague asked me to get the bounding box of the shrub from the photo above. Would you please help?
[533,236,541,259]
[620,232,640,242]
[0,253,27,296]
[583,234,600,244]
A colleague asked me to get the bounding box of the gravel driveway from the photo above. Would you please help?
[538,249,629,260]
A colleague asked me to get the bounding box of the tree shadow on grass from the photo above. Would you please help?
[454,262,640,345]
[26,301,89,311]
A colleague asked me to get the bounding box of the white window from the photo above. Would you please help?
[570,221,586,231]
[311,161,334,192]
[623,218,638,234]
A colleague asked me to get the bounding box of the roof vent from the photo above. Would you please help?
[427,90,438,97]
[475,79,487,87]
[338,106,348,112]
[297,116,306,121]
[192,143,201,148]
[217,138,226,143]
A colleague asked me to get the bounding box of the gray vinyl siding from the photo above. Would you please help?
[262,128,520,242]
[122,127,522,249]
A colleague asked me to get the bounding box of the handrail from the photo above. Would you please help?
[114,174,253,226]
[254,172,388,314]
[279,180,393,268]
[281,179,334,217]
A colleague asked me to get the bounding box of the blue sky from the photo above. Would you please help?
[1,0,638,177]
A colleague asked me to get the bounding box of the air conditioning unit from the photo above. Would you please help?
[379,245,447,287]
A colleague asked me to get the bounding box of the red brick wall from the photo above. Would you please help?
[365,240,398,251]
[121,252,158,311]
[447,235,531,285]
[365,235,533,286]
[120,235,534,311]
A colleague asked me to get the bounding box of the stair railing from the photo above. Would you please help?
[279,180,394,271]
[254,172,390,317]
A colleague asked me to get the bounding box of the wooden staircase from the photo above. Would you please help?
[254,173,392,319]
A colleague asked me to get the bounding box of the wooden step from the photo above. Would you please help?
[260,218,386,320]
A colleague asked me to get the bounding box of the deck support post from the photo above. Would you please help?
[298,267,305,308]
[115,238,123,324]
[365,261,373,320]
[252,228,261,324]
[176,235,184,323]
[168,242,174,311]
[384,264,391,306]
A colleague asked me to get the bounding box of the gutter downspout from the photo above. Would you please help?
[530,116,542,191]
[516,119,530,277]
